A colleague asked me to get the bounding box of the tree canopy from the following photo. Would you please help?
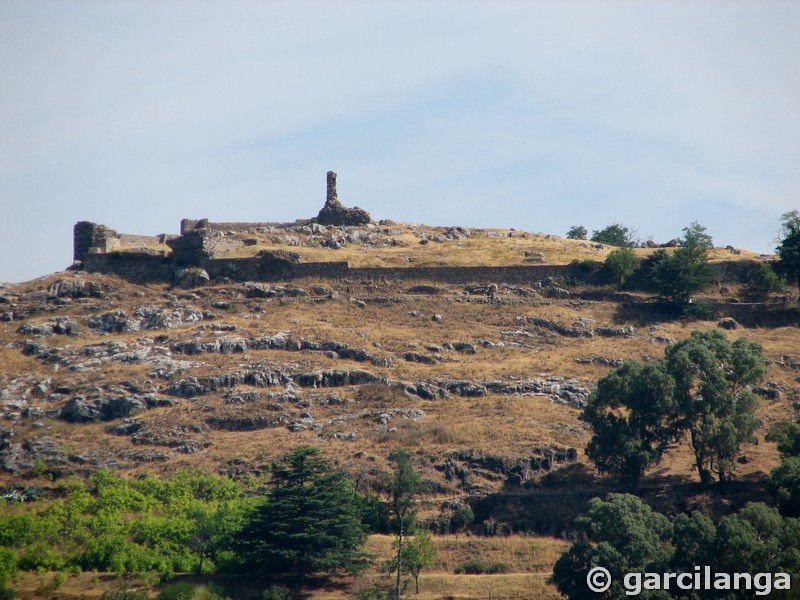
[582,331,765,485]
[554,495,800,600]
[235,447,368,581]
[604,247,639,291]
[591,223,637,247]
[566,225,587,240]
[646,222,714,304]
[776,210,800,289]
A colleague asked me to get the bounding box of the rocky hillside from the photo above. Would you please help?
[1,224,797,523]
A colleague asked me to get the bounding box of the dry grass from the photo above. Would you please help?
[222,223,765,269]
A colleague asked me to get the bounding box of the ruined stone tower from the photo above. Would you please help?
[315,171,372,226]
[326,171,338,204]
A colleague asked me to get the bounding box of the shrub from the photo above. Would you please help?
[261,585,292,600]
[454,560,510,574]
[0,548,17,587]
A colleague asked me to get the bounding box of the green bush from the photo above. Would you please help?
[17,542,64,571]
[261,585,292,600]
[0,548,17,587]
[454,559,510,574]
[156,582,197,600]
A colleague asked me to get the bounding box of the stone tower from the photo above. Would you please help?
[315,171,372,226]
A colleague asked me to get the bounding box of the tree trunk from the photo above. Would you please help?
[395,521,403,600]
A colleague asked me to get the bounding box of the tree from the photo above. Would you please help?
[591,223,637,247]
[604,247,639,291]
[581,331,765,486]
[388,450,423,600]
[400,531,436,594]
[747,262,785,297]
[778,209,800,239]
[449,505,474,535]
[769,458,800,518]
[666,331,765,484]
[566,225,587,240]
[648,222,714,304]
[766,420,800,458]
[235,447,368,582]
[776,210,800,290]
[581,361,678,487]
[551,494,672,600]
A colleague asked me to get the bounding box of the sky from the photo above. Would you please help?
[1,0,799,283]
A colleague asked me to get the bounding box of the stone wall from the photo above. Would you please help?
[167,230,244,266]
[74,221,119,262]
[83,252,173,283]
[180,218,298,235]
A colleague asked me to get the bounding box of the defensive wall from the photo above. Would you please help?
[79,244,758,287]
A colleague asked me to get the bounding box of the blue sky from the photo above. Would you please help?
[1,0,798,282]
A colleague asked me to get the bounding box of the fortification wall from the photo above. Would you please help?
[83,252,173,283]
[116,234,163,247]
[349,265,573,285]
[180,218,299,235]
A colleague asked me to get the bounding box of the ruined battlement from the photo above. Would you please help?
[72,171,761,289]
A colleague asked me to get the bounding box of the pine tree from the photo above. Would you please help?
[236,447,368,582]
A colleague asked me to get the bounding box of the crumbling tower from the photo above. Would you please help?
[315,171,372,226]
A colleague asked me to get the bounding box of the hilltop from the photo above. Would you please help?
[1,193,799,598]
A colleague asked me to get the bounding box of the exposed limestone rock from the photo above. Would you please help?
[17,317,78,336]
[59,394,176,423]
[293,369,379,388]
[175,268,210,289]
[314,171,371,226]
[718,317,739,330]
[574,356,624,367]
[48,279,105,299]
[88,306,207,332]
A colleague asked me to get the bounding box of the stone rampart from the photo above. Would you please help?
[82,252,173,283]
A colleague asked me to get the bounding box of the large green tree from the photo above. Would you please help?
[582,331,766,485]
[666,330,765,484]
[551,494,672,600]
[235,447,368,582]
[591,223,637,247]
[776,210,800,290]
[648,222,714,304]
[581,361,678,487]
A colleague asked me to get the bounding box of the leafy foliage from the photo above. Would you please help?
[555,496,800,600]
[776,210,800,289]
[0,470,253,578]
[769,458,800,518]
[552,494,672,600]
[591,223,637,247]
[604,247,639,290]
[388,449,423,600]
[566,225,587,240]
[747,262,785,296]
[767,421,800,458]
[582,331,765,485]
[646,222,714,304]
[235,447,368,581]
[581,361,678,486]
[666,330,765,483]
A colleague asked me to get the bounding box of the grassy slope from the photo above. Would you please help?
[1,225,797,599]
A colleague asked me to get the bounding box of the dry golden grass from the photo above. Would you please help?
[2,261,798,491]
[221,223,765,269]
